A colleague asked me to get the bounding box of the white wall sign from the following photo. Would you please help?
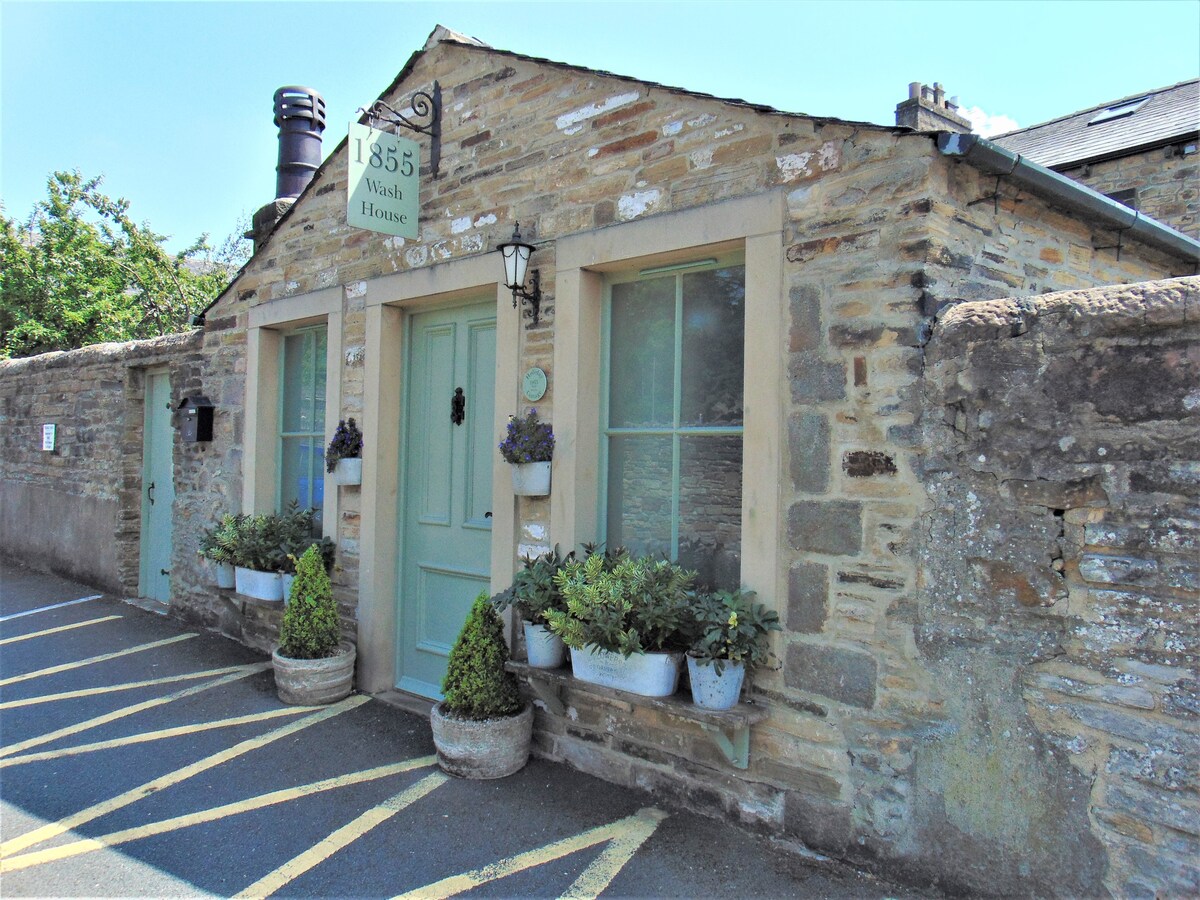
[347,121,420,240]
[42,423,56,451]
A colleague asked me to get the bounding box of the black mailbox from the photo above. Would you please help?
[177,395,214,442]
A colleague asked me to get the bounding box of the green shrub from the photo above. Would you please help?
[278,545,342,659]
[198,514,237,564]
[442,593,522,720]
[546,551,695,656]
[688,589,781,674]
[491,545,573,625]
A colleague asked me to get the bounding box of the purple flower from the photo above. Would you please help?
[499,408,554,464]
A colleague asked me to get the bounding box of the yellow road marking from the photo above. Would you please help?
[0,616,122,646]
[0,663,269,711]
[559,808,668,900]
[0,663,272,758]
[236,772,448,899]
[0,755,436,874]
[394,807,668,900]
[0,693,369,858]
[0,633,196,688]
[1,705,311,768]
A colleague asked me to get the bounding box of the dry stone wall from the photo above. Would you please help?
[0,333,204,592]
[919,276,1199,897]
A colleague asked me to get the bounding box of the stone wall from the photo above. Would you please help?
[0,333,203,593]
[1059,144,1200,239]
[918,276,1199,896]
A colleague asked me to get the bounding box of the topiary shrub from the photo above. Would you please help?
[278,545,341,659]
[441,593,522,720]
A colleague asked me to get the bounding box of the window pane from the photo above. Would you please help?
[606,435,673,558]
[281,436,324,507]
[311,331,327,435]
[678,435,742,591]
[282,334,308,433]
[681,266,744,426]
[609,276,676,428]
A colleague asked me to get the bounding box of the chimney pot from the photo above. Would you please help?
[273,86,327,201]
[909,81,923,100]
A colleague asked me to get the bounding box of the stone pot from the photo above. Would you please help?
[523,620,565,668]
[687,654,745,710]
[235,566,283,602]
[430,701,533,779]
[570,646,682,697]
[272,641,356,705]
[333,457,362,486]
[510,461,551,497]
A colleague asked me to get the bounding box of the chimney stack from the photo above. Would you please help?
[895,81,972,134]
[248,86,327,253]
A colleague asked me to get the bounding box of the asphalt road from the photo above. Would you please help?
[0,558,925,899]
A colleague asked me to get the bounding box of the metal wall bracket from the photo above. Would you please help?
[362,81,442,178]
[525,678,566,716]
[699,722,753,770]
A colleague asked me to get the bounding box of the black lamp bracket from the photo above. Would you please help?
[513,270,542,326]
[360,81,442,178]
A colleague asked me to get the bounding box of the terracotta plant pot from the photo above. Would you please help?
[430,701,533,779]
[272,641,356,705]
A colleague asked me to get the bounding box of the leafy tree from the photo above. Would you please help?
[0,170,248,359]
[441,594,522,720]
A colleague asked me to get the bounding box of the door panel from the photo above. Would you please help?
[139,372,175,602]
[398,301,495,698]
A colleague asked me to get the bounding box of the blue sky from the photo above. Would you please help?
[3,0,1198,254]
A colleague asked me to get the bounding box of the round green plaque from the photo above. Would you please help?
[522,367,547,402]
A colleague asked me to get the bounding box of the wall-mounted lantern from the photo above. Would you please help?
[177,395,215,443]
[496,222,542,325]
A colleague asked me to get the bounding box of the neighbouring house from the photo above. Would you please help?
[3,27,1198,897]
[989,79,1199,237]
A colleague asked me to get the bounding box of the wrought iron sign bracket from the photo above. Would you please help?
[362,81,442,179]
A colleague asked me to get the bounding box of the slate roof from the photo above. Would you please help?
[990,79,1199,169]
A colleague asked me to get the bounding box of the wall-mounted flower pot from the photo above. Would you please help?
[510,461,551,496]
[235,566,284,602]
[523,621,565,668]
[571,646,682,697]
[333,457,362,486]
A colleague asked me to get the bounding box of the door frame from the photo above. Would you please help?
[358,252,519,695]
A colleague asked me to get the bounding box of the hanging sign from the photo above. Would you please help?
[347,121,419,239]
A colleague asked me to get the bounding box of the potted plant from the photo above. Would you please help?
[545,550,695,697]
[430,593,533,779]
[198,514,238,589]
[326,418,364,486]
[229,513,288,601]
[277,503,335,602]
[492,546,573,668]
[687,589,781,710]
[272,544,355,705]
[498,408,554,496]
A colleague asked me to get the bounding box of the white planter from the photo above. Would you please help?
[523,621,565,669]
[234,566,284,602]
[281,573,295,604]
[687,655,745,710]
[510,461,551,497]
[333,457,362,486]
[214,561,236,590]
[570,646,682,697]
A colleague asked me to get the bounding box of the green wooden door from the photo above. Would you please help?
[139,371,176,602]
[397,301,496,698]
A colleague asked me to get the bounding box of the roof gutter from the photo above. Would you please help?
[937,132,1200,265]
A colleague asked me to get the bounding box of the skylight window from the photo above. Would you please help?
[1088,97,1150,125]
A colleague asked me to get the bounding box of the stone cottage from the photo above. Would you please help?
[4,26,1197,897]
